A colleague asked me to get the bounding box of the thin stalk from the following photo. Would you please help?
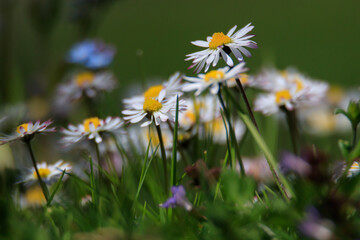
[217,86,245,176]
[283,108,299,155]
[25,140,49,202]
[155,123,169,194]
[352,125,358,149]
[235,78,259,132]
[95,141,102,179]
[166,120,189,166]
[223,87,293,201]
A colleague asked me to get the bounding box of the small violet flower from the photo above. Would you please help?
[159,185,193,211]
[67,39,116,69]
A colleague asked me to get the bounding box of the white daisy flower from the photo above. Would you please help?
[122,91,187,127]
[225,73,256,88]
[182,63,247,96]
[179,95,220,130]
[20,160,71,185]
[56,71,116,103]
[61,116,123,145]
[185,23,257,73]
[204,117,245,144]
[0,120,55,145]
[254,68,329,115]
[123,72,183,106]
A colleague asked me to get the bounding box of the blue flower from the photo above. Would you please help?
[159,185,192,211]
[67,40,116,69]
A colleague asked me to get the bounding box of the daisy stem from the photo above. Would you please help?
[166,120,189,166]
[25,140,50,203]
[283,108,299,155]
[155,123,169,195]
[217,85,245,176]
[352,125,358,149]
[235,78,259,132]
[95,141,102,182]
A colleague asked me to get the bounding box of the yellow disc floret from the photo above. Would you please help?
[16,123,29,134]
[25,186,46,206]
[204,70,225,82]
[239,74,249,84]
[294,77,304,92]
[143,98,162,113]
[75,72,95,87]
[144,85,163,98]
[209,32,232,49]
[275,90,292,104]
[83,117,101,132]
[33,168,51,179]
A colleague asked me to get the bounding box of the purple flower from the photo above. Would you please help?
[159,185,192,211]
[298,207,334,240]
[280,151,311,177]
[67,40,116,69]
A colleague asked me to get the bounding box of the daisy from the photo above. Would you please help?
[182,63,247,95]
[61,116,123,145]
[123,72,183,106]
[254,68,329,115]
[225,73,256,88]
[56,71,116,103]
[204,117,245,144]
[67,39,116,69]
[185,23,257,73]
[122,91,187,127]
[20,160,71,185]
[0,120,55,145]
[179,95,220,130]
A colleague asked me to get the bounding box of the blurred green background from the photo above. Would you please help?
[1,0,359,104]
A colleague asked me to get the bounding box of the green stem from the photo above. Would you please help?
[352,124,358,149]
[217,85,245,176]
[235,78,259,132]
[25,140,49,202]
[155,123,169,194]
[283,108,299,155]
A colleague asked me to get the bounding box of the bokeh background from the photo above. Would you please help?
[1,0,359,104]
[0,0,358,160]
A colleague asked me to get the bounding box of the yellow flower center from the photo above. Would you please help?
[16,123,29,134]
[275,90,292,104]
[144,85,163,98]
[204,70,225,82]
[327,86,344,105]
[33,168,51,179]
[75,72,95,87]
[183,111,196,125]
[83,117,101,132]
[143,98,162,113]
[25,186,46,205]
[294,77,304,92]
[280,70,288,79]
[239,74,249,84]
[209,32,232,50]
